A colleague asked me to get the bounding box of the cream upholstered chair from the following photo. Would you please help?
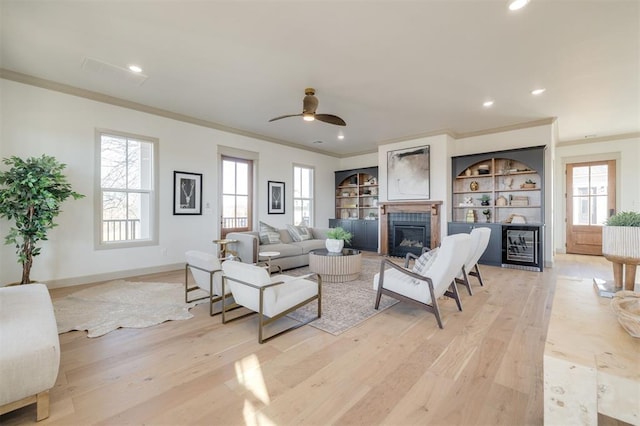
[455,227,492,295]
[185,250,230,316]
[0,284,60,421]
[373,233,472,329]
[221,261,321,343]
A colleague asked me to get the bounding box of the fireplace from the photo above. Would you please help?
[378,201,442,256]
[390,222,429,257]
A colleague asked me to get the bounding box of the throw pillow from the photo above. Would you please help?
[412,247,439,276]
[287,224,312,242]
[259,221,281,245]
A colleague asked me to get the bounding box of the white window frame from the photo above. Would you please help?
[293,164,314,226]
[95,129,159,249]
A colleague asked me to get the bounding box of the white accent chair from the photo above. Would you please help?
[0,284,60,421]
[455,227,492,295]
[221,261,321,343]
[185,250,230,316]
[373,233,472,328]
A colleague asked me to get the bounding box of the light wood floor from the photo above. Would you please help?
[2,253,618,426]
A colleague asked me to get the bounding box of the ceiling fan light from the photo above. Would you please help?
[508,0,530,11]
[303,113,315,122]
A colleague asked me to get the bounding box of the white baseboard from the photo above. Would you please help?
[41,263,185,289]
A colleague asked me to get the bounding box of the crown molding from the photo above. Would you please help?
[556,132,640,147]
[0,68,341,158]
[455,117,557,139]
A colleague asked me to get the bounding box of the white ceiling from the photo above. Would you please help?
[1,0,639,157]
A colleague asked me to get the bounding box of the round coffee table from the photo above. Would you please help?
[309,248,362,282]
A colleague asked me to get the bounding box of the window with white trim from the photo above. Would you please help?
[97,130,158,247]
[293,165,314,226]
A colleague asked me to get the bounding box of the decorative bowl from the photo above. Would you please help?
[611,291,640,338]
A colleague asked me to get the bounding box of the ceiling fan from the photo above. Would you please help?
[269,88,346,126]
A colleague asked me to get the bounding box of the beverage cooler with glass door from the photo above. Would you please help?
[502,225,543,272]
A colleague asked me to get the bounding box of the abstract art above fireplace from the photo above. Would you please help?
[387,145,430,200]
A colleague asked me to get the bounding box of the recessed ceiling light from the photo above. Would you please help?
[483,100,494,107]
[338,134,345,140]
[128,65,143,73]
[508,0,530,11]
[531,88,546,95]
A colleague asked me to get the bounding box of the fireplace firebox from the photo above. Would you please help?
[388,213,431,257]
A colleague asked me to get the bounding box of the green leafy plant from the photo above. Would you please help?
[327,226,352,244]
[482,209,491,216]
[478,194,491,202]
[0,155,84,284]
[605,211,640,227]
[525,179,536,184]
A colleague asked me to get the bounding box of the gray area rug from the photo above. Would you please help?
[54,280,206,338]
[285,257,398,335]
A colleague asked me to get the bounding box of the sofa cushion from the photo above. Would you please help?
[292,239,328,254]
[278,229,293,244]
[287,224,313,242]
[259,242,303,258]
[259,221,281,245]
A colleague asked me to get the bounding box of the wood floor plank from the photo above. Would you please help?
[0,253,612,425]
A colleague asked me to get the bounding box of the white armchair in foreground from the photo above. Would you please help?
[221,261,321,343]
[373,233,472,329]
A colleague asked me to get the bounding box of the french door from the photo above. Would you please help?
[566,160,615,255]
[220,156,253,238]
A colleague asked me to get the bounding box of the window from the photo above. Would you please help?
[221,156,253,237]
[293,165,314,226]
[97,130,158,247]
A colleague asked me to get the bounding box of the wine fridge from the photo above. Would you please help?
[502,225,543,272]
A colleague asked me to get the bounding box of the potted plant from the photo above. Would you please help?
[602,211,640,291]
[478,194,491,206]
[0,155,84,284]
[326,226,353,253]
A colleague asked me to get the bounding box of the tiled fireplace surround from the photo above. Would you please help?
[379,201,442,256]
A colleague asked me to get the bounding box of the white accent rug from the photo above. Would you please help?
[54,280,206,338]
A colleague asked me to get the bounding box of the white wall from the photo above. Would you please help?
[554,135,640,254]
[0,80,337,286]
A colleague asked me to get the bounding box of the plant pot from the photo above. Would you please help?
[481,201,490,206]
[325,238,344,253]
[603,226,640,259]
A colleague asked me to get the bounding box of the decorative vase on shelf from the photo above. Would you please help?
[325,238,344,253]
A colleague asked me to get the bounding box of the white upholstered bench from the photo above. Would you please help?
[0,283,60,421]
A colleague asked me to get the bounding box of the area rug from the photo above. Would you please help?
[54,280,206,338]
[285,257,399,335]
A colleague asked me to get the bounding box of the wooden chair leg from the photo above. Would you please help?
[470,263,485,287]
[36,391,50,421]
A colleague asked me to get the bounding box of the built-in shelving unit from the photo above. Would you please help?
[331,167,379,251]
[452,157,542,224]
[335,167,379,220]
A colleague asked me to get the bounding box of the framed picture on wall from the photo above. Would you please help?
[268,181,285,214]
[387,145,430,200]
[173,171,202,215]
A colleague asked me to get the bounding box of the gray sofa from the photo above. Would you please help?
[226,227,329,271]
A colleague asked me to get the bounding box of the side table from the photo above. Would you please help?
[258,251,282,276]
[212,239,238,260]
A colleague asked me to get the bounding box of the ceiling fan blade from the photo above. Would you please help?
[315,114,347,126]
[269,113,302,122]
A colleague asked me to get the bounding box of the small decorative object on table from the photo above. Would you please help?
[326,226,353,253]
[465,209,476,223]
[469,181,479,191]
[610,291,640,338]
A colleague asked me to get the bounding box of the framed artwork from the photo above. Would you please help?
[387,145,430,200]
[173,171,202,215]
[268,181,285,214]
